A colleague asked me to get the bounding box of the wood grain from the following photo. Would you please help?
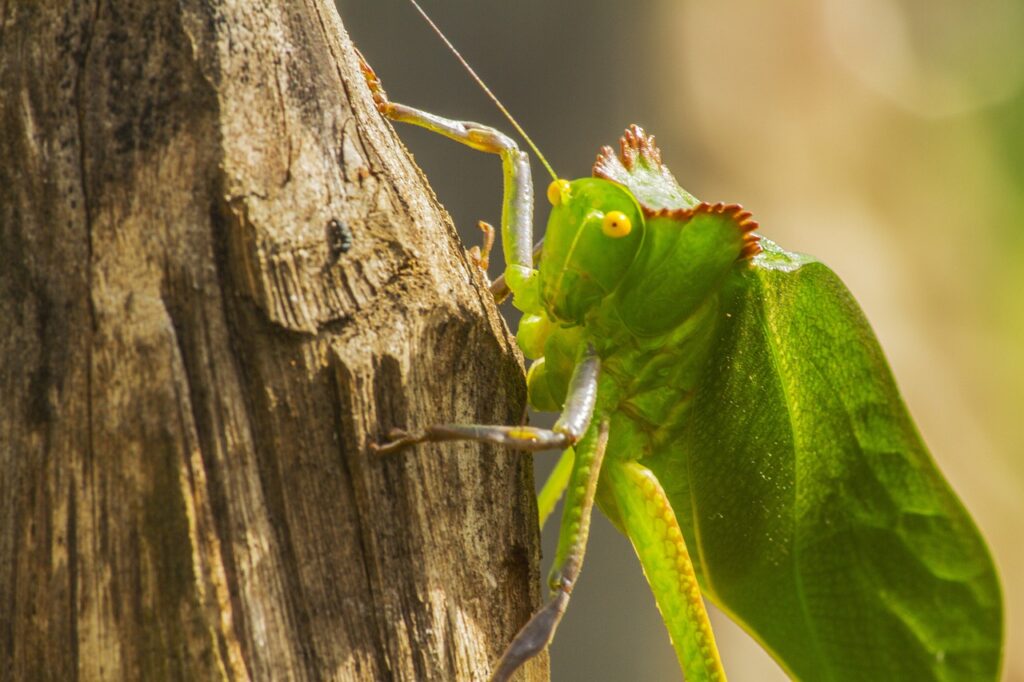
[0,1,545,679]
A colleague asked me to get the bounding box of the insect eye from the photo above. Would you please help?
[547,179,571,206]
[602,211,632,238]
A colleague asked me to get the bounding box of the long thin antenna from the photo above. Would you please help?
[407,0,559,182]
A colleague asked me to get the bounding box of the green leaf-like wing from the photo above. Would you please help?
[647,238,1003,681]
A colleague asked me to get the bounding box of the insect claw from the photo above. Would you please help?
[355,48,394,115]
[370,428,422,455]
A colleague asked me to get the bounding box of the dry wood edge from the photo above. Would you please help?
[0,1,546,680]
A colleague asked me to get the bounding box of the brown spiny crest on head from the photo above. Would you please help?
[593,127,761,258]
[593,125,699,213]
[621,124,663,170]
[646,202,763,260]
[594,124,665,177]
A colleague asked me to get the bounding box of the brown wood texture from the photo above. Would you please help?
[0,1,545,679]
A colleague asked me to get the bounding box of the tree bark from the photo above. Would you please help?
[0,1,544,680]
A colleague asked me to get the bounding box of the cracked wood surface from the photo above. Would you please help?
[0,1,545,680]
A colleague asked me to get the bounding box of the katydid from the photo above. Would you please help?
[362,3,1003,680]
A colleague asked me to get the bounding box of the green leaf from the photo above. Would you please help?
[646,237,1003,681]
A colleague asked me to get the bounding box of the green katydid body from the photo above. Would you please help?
[514,127,1002,681]
[359,26,1002,676]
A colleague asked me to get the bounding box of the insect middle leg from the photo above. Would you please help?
[359,55,537,302]
[372,345,599,455]
[490,418,610,682]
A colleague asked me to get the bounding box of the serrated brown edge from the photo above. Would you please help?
[647,202,762,259]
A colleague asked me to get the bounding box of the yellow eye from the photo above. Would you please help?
[602,211,632,238]
[547,179,571,206]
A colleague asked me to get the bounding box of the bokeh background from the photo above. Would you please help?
[339,1,1024,679]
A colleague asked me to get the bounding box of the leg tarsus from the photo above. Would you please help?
[369,428,419,455]
[490,589,570,682]
[356,48,393,116]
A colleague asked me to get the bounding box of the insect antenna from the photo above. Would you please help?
[406,0,560,182]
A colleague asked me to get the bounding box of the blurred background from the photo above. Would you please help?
[339,0,1024,679]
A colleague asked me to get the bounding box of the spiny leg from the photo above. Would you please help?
[359,53,538,306]
[372,345,599,455]
[490,418,610,682]
[606,461,726,681]
[467,220,496,272]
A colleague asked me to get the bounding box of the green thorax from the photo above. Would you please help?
[519,125,760,451]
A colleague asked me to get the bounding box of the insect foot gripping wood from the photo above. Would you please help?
[361,5,1004,680]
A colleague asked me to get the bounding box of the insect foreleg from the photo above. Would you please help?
[372,345,599,455]
[360,55,537,305]
[489,419,609,682]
